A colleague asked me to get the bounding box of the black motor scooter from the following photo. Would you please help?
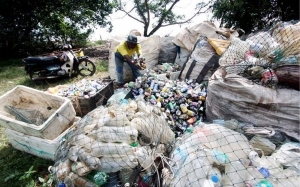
[22,45,96,82]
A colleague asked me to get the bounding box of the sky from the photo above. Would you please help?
[90,0,214,41]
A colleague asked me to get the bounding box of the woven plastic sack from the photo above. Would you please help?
[172,21,238,52]
[275,65,300,90]
[206,69,300,141]
[157,36,177,64]
[179,36,217,81]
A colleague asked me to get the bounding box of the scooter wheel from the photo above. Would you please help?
[29,68,43,84]
[78,59,96,76]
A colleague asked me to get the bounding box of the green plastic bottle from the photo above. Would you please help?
[256,179,273,187]
[86,171,108,186]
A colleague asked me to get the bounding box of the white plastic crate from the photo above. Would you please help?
[5,117,81,160]
[0,85,76,139]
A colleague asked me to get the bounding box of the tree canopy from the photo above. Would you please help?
[0,0,113,57]
[211,0,299,34]
[113,0,211,37]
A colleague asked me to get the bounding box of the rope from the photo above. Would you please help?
[243,126,275,137]
[139,150,177,187]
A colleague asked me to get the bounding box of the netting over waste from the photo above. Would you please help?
[51,98,300,187]
[52,98,176,186]
[219,20,300,89]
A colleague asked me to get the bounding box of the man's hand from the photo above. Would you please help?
[127,57,146,70]
[138,58,146,70]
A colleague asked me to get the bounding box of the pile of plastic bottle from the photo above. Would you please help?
[47,79,111,98]
[151,62,182,74]
[124,73,208,137]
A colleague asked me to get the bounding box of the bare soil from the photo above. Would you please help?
[84,41,111,80]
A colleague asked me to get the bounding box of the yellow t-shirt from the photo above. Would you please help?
[115,41,142,57]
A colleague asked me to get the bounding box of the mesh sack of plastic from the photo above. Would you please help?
[219,20,300,75]
[163,121,300,187]
[50,97,175,186]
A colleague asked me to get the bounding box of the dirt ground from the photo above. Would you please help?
[85,41,111,80]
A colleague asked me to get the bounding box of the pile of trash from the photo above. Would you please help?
[151,63,182,75]
[50,104,300,186]
[219,21,300,90]
[166,121,300,187]
[51,98,175,186]
[123,70,208,138]
[47,79,112,98]
[47,21,300,187]
[49,69,300,186]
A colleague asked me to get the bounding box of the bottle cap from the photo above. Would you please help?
[258,167,270,178]
[211,175,219,183]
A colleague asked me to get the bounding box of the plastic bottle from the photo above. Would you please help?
[127,82,135,88]
[58,182,66,187]
[202,179,217,187]
[63,176,75,187]
[180,87,188,93]
[223,161,249,185]
[255,179,273,187]
[86,171,108,186]
[208,149,229,164]
[257,167,270,178]
[50,159,72,180]
[102,172,119,187]
[119,168,138,186]
[186,126,194,133]
[152,83,159,92]
[69,172,98,187]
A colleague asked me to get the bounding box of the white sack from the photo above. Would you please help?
[173,21,239,52]
[179,37,217,80]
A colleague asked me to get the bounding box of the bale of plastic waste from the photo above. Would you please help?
[50,98,175,186]
[165,122,300,187]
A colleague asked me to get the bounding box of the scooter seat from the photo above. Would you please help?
[23,56,60,63]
